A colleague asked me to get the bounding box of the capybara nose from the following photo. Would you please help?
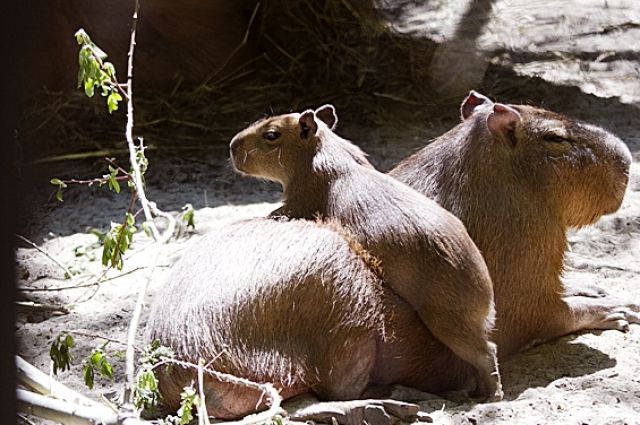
[229,136,241,157]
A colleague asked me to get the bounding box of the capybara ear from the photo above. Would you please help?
[315,104,338,130]
[299,110,318,139]
[486,103,521,145]
[461,90,493,120]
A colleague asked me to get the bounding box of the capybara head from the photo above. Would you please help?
[229,105,372,186]
[229,105,339,183]
[460,91,631,227]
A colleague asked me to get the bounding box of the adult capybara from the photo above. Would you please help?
[390,91,640,357]
[229,106,502,400]
[145,218,477,423]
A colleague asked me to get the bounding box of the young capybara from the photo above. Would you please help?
[144,218,478,423]
[390,91,640,357]
[229,106,503,400]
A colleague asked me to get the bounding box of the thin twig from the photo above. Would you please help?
[197,358,211,425]
[16,301,70,314]
[59,175,130,186]
[19,266,146,292]
[148,201,176,242]
[123,249,161,405]
[151,358,283,425]
[69,330,142,352]
[199,2,261,88]
[104,157,130,176]
[15,234,73,279]
[122,0,174,243]
[17,413,37,425]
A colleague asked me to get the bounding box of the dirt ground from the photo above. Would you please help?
[16,1,640,424]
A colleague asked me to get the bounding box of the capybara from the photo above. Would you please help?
[145,218,479,423]
[229,105,502,400]
[390,91,640,357]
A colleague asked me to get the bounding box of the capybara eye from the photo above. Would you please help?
[263,130,281,142]
[543,133,568,144]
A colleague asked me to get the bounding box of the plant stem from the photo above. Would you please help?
[59,175,130,186]
[15,234,73,279]
[69,330,142,352]
[123,249,160,406]
[124,0,162,242]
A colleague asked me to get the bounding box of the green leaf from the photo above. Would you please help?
[83,363,95,389]
[141,222,152,237]
[51,179,67,203]
[181,204,195,229]
[133,368,161,410]
[75,28,90,45]
[107,92,122,114]
[100,358,113,378]
[50,178,67,188]
[65,334,75,348]
[176,387,198,425]
[84,78,95,97]
[101,234,113,267]
[108,173,121,193]
[55,187,64,202]
[83,348,114,389]
[50,333,74,375]
[103,62,116,78]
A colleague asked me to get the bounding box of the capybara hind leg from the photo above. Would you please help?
[200,375,281,420]
[469,341,502,401]
[286,395,420,425]
[315,337,377,400]
[560,295,640,333]
[425,321,502,401]
[156,365,301,420]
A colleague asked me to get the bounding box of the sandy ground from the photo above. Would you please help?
[16,1,640,424]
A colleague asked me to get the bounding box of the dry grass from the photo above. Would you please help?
[25,0,441,162]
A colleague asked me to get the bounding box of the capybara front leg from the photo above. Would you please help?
[561,295,640,333]
[287,397,420,425]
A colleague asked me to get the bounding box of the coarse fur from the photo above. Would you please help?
[390,91,640,357]
[229,106,503,400]
[144,218,475,420]
[145,218,383,418]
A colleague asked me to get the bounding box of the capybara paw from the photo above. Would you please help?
[288,399,420,425]
[595,311,634,331]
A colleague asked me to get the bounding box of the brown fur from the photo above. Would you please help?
[390,91,639,357]
[145,218,475,419]
[229,106,503,400]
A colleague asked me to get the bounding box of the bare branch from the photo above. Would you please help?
[199,1,261,88]
[15,234,73,279]
[69,330,142,352]
[16,356,98,407]
[197,358,211,425]
[17,389,150,425]
[123,249,161,405]
[19,266,146,292]
[16,301,70,314]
